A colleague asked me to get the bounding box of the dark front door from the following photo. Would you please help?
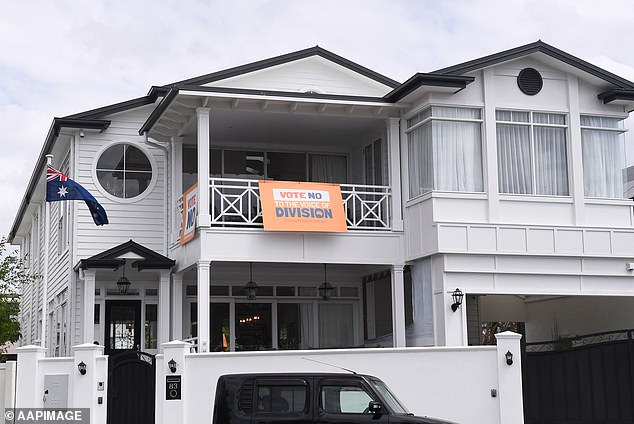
[105,300,141,354]
[107,351,155,424]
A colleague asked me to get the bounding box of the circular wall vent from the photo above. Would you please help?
[517,68,543,95]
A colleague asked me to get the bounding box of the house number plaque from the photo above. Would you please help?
[166,375,181,400]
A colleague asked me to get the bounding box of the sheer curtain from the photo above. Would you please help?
[433,120,483,192]
[582,128,624,198]
[299,304,313,349]
[309,154,347,183]
[408,123,433,197]
[497,124,532,194]
[319,303,354,348]
[534,126,568,195]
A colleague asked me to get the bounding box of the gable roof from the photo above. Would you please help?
[161,46,401,90]
[76,239,175,271]
[432,40,634,90]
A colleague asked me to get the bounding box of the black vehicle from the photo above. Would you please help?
[212,373,457,424]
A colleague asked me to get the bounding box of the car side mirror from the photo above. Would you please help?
[368,401,382,415]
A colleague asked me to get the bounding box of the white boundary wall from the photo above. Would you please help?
[0,361,16,424]
[157,332,523,424]
[14,344,107,424]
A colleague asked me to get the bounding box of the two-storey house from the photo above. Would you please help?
[9,41,634,361]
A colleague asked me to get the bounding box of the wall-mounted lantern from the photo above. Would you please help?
[450,288,464,312]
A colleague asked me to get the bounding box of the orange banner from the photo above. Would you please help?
[259,180,347,232]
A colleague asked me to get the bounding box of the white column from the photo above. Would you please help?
[82,269,96,344]
[158,269,171,351]
[15,345,46,407]
[170,137,184,243]
[387,117,403,231]
[171,272,183,341]
[391,265,406,347]
[159,341,191,424]
[197,261,210,352]
[483,68,500,223]
[196,108,211,227]
[494,331,524,424]
[72,343,107,423]
[567,75,585,226]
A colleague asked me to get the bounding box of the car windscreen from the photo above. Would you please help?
[367,378,410,415]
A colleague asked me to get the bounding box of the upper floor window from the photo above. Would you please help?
[581,115,626,198]
[96,144,153,199]
[496,110,568,196]
[407,106,483,198]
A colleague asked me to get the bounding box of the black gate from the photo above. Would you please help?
[107,351,156,424]
[524,329,634,424]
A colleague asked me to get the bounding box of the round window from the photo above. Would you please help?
[96,144,153,199]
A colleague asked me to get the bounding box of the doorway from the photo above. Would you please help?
[105,300,141,354]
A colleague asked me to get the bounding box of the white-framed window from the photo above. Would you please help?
[496,110,569,196]
[581,115,627,198]
[95,143,154,200]
[406,106,484,198]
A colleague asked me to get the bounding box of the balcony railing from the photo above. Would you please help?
[176,177,392,237]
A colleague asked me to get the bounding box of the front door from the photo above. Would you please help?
[105,300,141,354]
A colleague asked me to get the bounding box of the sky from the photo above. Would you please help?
[2,0,634,241]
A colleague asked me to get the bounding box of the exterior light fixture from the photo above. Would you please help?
[117,263,131,295]
[318,264,335,301]
[243,263,259,300]
[78,361,87,375]
[168,358,177,373]
[505,350,513,366]
[450,288,464,312]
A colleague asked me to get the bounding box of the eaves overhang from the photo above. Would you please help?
[598,89,634,111]
[9,117,110,243]
[383,73,475,103]
[138,85,397,136]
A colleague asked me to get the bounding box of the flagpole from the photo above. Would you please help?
[41,154,53,349]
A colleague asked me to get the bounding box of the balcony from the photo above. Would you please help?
[176,177,392,238]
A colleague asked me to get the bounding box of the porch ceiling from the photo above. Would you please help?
[148,92,400,148]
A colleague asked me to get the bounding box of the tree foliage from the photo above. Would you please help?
[0,237,36,354]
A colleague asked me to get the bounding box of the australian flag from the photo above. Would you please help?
[46,165,109,226]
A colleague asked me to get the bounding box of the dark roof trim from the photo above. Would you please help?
[64,95,159,120]
[598,88,634,106]
[138,87,179,135]
[9,117,111,243]
[166,46,400,89]
[383,73,475,103]
[75,239,175,271]
[432,40,634,89]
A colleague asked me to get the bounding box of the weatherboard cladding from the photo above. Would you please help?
[74,109,166,260]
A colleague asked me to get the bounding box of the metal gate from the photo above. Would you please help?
[107,351,156,424]
[524,329,634,424]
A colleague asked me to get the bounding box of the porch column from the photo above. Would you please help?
[82,269,96,344]
[158,269,171,351]
[197,260,211,352]
[170,136,184,243]
[171,272,184,341]
[391,265,406,347]
[197,107,211,227]
[387,117,403,231]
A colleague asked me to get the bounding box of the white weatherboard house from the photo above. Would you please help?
[8,42,634,420]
